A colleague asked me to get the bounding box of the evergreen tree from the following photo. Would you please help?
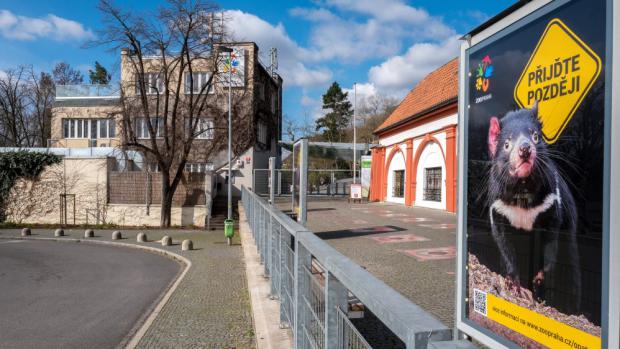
[88,61,111,84]
[315,82,352,143]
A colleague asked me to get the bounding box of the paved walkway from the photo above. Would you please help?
[0,228,255,349]
[281,199,458,328]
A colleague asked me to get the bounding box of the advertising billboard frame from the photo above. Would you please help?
[455,0,620,348]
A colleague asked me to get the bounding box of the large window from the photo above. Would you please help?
[257,121,268,145]
[135,117,164,139]
[184,72,212,94]
[138,73,164,95]
[392,170,405,198]
[423,167,442,202]
[193,118,214,139]
[184,162,214,173]
[63,119,116,139]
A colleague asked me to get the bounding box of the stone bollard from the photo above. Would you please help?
[84,229,94,238]
[137,232,147,242]
[181,239,193,251]
[161,236,172,246]
[21,228,31,236]
[112,231,122,240]
[54,228,64,237]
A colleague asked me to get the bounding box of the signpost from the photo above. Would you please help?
[456,0,618,348]
[360,155,371,199]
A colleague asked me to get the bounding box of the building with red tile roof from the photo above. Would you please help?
[369,58,458,212]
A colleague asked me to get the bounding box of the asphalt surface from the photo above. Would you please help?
[0,239,181,349]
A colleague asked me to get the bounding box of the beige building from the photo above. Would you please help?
[10,42,282,227]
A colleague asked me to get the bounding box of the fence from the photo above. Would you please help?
[253,169,359,197]
[242,186,474,349]
[108,171,209,206]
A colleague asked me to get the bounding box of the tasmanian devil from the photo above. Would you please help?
[486,103,580,310]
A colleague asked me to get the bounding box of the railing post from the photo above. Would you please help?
[280,229,289,327]
[325,271,348,349]
[294,233,311,348]
[264,208,272,277]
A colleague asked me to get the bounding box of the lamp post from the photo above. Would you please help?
[219,46,234,222]
[353,82,357,184]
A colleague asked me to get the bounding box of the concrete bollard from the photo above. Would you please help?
[181,239,193,251]
[137,232,147,242]
[161,236,172,246]
[54,228,64,237]
[84,229,94,238]
[21,228,31,236]
[112,231,122,240]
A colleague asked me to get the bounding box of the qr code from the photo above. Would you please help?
[473,289,487,316]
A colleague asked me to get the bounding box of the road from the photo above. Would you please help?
[0,239,181,349]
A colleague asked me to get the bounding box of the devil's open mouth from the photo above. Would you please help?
[510,160,533,177]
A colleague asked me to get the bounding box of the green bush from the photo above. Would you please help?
[0,151,61,221]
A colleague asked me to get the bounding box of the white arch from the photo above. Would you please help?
[386,150,406,204]
[415,142,446,210]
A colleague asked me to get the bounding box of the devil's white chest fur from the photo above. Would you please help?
[490,192,560,231]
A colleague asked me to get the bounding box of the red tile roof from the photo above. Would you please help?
[375,58,459,134]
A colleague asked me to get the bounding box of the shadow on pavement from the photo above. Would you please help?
[315,226,406,240]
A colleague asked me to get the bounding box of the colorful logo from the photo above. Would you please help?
[475,55,494,92]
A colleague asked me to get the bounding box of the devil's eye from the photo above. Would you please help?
[504,140,511,151]
[532,131,539,144]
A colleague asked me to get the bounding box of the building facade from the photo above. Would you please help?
[369,59,458,212]
[20,42,283,226]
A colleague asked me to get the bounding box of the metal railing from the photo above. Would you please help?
[253,169,360,197]
[56,84,120,99]
[242,186,473,349]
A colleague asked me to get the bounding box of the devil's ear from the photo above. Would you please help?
[531,101,539,117]
[488,116,500,158]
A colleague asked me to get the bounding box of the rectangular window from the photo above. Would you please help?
[392,170,405,198]
[135,117,164,139]
[184,72,212,94]
[137,73,164,95]
[194,118,214,139]
[423,167,442,202]
[257,121,268,145]
[184,162,214,173]
[97,119,116,138]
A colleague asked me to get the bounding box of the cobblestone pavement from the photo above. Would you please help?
[0,228,255,349]
[277,198,458,328]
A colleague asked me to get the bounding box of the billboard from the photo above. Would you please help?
[219,48,245,87]
[457,0,616,348]
[292,139,308,225]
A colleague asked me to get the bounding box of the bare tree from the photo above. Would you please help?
[52,62,84,85]
[28,71,55,147]
[95,0,253,227]
[0,67,34,147]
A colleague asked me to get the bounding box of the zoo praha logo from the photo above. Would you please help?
[514,18,602,144]
[475,55,494,93]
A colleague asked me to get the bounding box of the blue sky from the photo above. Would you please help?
[0,0,515,127]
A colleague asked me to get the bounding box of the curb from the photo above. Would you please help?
[0,235,192,349]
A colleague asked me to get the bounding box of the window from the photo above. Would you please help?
[184,72,212,94]
[184,162,214,173]
[138,73,164,94]
[62,119,116,139]
[257,121,268,145]
[423,167,442,202]
[392,170,405,198]
[194,118,214,139]
[97,119,116,138]
[135,117,164,139]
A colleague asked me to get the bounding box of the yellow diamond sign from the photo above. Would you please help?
[514,18,601,144]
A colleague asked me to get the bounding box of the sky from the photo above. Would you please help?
[0,0,515,129]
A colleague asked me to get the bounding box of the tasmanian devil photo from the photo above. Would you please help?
[486,103,580,310]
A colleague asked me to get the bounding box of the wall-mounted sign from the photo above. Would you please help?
[457,0,617,348]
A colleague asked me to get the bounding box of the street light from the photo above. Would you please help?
[219,46,234,223]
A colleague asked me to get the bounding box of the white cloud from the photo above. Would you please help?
[0,10,94,42]
[225,10,332,88]
[368,35,460,93]
[343,82,378,106]
[289,0,455,63]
